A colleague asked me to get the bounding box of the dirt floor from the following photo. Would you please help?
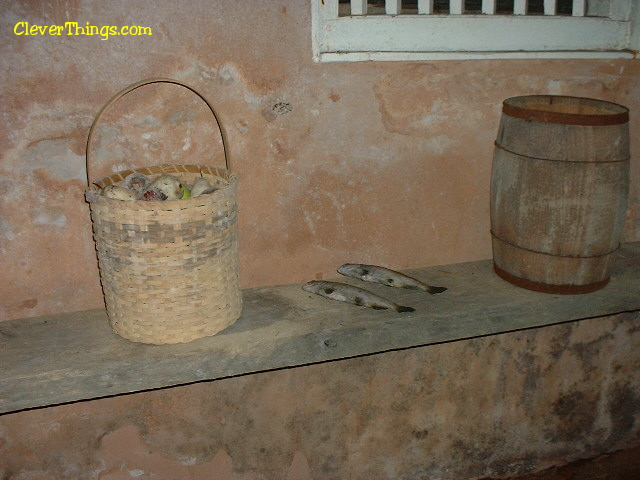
[482,444,640,480]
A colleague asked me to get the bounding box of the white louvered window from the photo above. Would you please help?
[312,0,640,61]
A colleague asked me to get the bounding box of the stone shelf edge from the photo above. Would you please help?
[1,243,639,415]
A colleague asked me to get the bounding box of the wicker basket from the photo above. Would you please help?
[85,79,242,344]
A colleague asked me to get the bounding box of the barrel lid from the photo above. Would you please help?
[503,95,629,126]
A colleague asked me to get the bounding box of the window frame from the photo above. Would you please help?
[311,0,640,62]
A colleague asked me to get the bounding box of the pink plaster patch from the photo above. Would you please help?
[97,425,253,480]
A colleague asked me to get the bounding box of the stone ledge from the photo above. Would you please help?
[1,242,639,415]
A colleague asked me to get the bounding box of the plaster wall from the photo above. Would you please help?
[1,0,639,321]
[2,3,639,477]
[1,312,638,479]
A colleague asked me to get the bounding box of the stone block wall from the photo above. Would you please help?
[1,312,638,479]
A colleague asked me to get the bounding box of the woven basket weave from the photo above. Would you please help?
[85,79,242,344]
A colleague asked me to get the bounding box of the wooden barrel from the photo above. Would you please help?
[490,95,630,294]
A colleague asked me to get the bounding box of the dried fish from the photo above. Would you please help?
[302,280,415,313]
[338,263,447,294]
[146,174,185,200]
[191,177,212,197]
[101,184,138,201]
[122,172,150,194]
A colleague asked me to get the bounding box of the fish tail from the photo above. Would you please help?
[427,286,447,295]
[395,305,415,313]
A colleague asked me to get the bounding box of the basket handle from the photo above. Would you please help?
[85,78,231,186]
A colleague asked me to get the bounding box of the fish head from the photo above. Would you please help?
[150,174,184,199]
[123,173,151,193]
[337,264,367,277]
[302,281,341,296]
[302,281,320,293]
[102,184,138,201]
